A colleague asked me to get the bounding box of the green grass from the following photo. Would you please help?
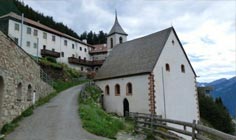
[79,85,134,139]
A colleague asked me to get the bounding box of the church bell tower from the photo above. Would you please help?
[107,11,128,52]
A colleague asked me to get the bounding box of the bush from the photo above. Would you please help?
[45,56,56,63]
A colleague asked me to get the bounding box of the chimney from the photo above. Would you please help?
[82,39,87,43]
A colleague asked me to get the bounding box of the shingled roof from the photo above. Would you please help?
[95,27,173,80]
[108,12,127,36]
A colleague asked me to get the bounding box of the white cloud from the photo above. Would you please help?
[22,0,236,82]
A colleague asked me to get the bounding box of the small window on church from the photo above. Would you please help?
[119,37,123,44]
[166,63,170,72]
[110,38,113,48]
[181,64,185,73]
[126,83,132,95]
[105,85,109,95]
[115,84,120,96]
[172,40,175,45]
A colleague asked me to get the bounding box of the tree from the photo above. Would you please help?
[198,92,235,134]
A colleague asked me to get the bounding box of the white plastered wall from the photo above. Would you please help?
[153,30,199,122]
[96,74,150,116]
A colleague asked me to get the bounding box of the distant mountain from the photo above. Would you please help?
[198,77,236,117]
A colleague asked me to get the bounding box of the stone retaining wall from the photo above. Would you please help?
[0,31,54,129]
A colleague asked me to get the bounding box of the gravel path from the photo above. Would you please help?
[5,85,108,140]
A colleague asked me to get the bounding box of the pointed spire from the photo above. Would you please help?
[108,10,127,36]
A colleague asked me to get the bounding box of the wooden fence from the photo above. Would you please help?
[127,112,236,140]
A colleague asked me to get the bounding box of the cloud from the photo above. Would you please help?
[22,0,236,82]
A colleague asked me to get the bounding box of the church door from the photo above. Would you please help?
[123,98,129,117]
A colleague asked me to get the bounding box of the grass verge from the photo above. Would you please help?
[0,80,86,139]
[78,85,134,139]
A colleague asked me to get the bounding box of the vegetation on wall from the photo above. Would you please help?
[198,92,235,134]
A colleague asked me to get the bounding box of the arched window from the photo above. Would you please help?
[105,85,110,95]
[115,84,120,96]
[27,84,32,101]
[110,38,113,48]
[181,64,185,73]
[126,83,132,95]
[17,83,22,101]
[119,37,123,44]
[165,63,170,72]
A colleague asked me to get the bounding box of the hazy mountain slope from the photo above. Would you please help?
[201,77,236,117]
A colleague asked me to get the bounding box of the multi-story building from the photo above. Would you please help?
[0,12,104,72]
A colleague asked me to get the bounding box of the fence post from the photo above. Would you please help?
[151,114,154,134]
[192,120,196,140]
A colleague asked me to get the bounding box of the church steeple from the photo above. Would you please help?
[107,11,128,53]
[108,11,127,36]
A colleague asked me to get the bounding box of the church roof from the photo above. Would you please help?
[95,27,173,80]
[108,12,127,36]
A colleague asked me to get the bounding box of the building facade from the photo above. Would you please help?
[95,27,200,140]
[0,12,104,72]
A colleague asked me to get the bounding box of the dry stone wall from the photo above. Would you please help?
[0,31,54,129]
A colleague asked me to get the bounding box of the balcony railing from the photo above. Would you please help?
[41,49,60,58]
[68,57,104,66]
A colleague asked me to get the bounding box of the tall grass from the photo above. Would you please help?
[78,85,133,139]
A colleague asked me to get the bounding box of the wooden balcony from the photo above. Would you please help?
[68,57,104,66]
[41,49,60,58]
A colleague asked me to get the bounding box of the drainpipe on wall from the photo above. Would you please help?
[161,67,167,119]
[36,37,39,62]
[20,13,24,48]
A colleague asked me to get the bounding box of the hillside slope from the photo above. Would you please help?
[200,77,236,117]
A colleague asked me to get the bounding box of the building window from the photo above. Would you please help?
[33,29,38,36]
[105,85,109,95]
[43,32,47,39]
[72,44,74,49]
[80,47,82,51]
[61,52,64,57]
[165,63,170,72]
[84,48,87,52]
[81,67,83,71]
[126,83,132,95]
[14,23,19,31]
[84,57,86,61]
[172,40,175,45]
[17,83,22,101]
[181,64,185,73]
[14,38,18,44]
[119,37,123,43]
[115,84,120,96]
[27,84,32,101]
[79,56,81,60]
[110,38,113,48]
[52,35,56,41]
[64,40,67,46]
[33,43,37,48]
[27,27,31,34]
[52,48,55,52]
[26,41,30,47]
[43,45,46,49]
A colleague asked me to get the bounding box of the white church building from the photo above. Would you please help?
[95,14,200,125]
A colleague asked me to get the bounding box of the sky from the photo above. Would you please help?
[22,0,236,82]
